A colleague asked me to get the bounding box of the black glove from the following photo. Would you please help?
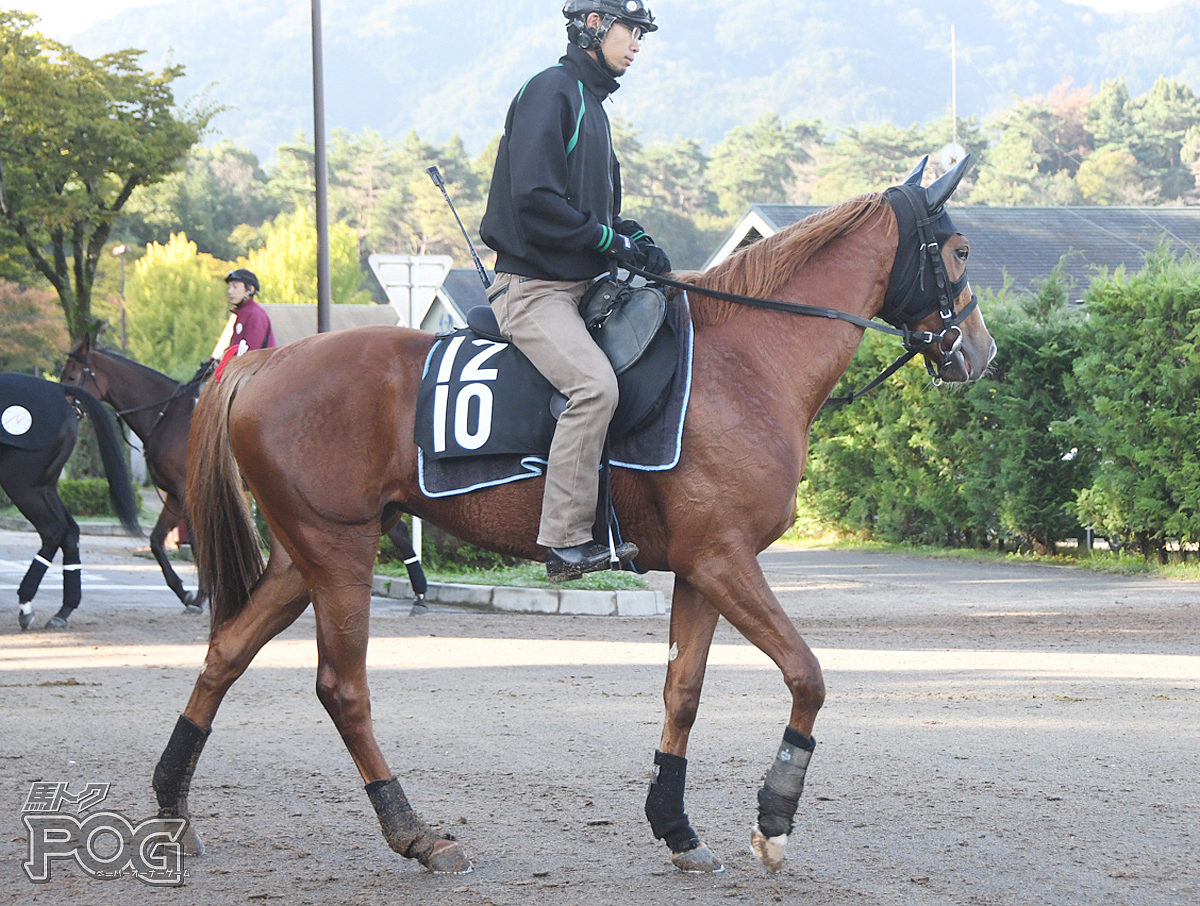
[605,232,641,269]
[636,239,671,275]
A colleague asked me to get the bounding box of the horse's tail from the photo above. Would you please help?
[187,355,267,633]
[63,384,143,537]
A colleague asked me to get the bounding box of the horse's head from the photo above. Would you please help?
[882,155,995,383]
[60,333,108,398]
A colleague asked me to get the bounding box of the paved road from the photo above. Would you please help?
[0,526,197,618]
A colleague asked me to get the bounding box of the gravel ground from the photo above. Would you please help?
[1,534,1197,905]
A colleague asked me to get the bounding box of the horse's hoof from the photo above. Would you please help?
[44,615,68,630]
[180,822,205,857]
[183,604,203,615]
[671,841,724,873]
[750,825,788,873]
[423,838,472,874]
[18,603,35,631]
[409,598,428,616]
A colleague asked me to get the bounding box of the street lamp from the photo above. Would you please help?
[111,244,127,350]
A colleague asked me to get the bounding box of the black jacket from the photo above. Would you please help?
[481,44,637,281]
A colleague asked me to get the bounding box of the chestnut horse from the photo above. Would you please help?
[155,158,994,874]
[59,338,430,614]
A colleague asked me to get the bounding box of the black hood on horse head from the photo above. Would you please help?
[880,154,971,327]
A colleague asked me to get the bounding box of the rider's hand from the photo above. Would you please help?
[605,232,641,270]
[636,240,671,275]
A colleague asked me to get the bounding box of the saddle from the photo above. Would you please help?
[417,281,679,462]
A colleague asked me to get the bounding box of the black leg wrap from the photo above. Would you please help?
[17,556,50,603]
[153,714,210,813]
[62,563,81,609]
[644,751,701,853]
[406,559,428,597]
[367,777,437,861]
[756,727,815,838]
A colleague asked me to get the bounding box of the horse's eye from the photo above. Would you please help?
[956,247,970,262]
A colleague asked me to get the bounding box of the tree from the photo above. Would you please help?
[809,121,929,203]
[959,272,1094,554]
[0,13,212,341]
[1075,148,1149,205]
[124,233,228,379]
[969,129,1043,205]
[1128,77,1200,200]
[122,141,280,260]
[0,280,67,372]
[241,209,371,306]
[611,122,726,269]
[707,113,820,214]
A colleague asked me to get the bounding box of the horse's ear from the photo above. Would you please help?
[924,153,971,212]
[903,155,929,186]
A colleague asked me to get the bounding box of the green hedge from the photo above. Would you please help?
[802,245,1200,560]
[804,263,1092,553]
[58,478,144,518]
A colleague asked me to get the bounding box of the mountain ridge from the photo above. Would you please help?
[59,0,1200,163]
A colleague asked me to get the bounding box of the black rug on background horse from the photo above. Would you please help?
[415,294,693,497]
[1,373,73,452]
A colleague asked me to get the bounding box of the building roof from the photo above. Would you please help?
[440,268,491,317]
[262,303,398,347]
[708,204,1200,298]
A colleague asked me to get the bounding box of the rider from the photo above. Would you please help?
[480,0,672,582]
[222,269,276,356]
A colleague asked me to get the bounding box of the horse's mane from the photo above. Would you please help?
[676,192,889,326]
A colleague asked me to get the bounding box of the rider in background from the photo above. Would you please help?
[480,0,672,582]
[221,269,276,356]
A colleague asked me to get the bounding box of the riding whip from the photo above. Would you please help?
[426,166,492,289]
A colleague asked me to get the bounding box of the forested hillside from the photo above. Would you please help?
[62,0,1200,162]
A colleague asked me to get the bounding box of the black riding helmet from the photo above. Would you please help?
[225,268,259,295]
[564,0,657,50]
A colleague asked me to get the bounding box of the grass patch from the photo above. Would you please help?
[375,558,651,591]
[771,532,1200,579]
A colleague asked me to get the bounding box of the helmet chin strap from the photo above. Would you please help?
[586,15,622,77]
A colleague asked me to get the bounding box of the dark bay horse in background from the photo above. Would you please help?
[60,339,211,612]
[60,338,430,614]
[155,158,995,874]
[0,374,141,629]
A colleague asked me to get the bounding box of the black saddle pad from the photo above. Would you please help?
[0,373,71,452]
[415,293,693,497]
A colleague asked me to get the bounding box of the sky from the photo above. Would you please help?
[7,0,1183,43]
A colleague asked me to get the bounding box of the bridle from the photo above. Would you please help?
[879,182,976,379]
[63,346,202,443]
[619,186,977,407]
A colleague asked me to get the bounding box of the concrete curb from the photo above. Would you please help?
[372,574,667,617]
[0,515,134,536]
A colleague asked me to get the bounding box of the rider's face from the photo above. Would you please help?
[590,15,642,76]
[227,280,252,307]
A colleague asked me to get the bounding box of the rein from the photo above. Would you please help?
[619,188,977,407]
[65,349,211,444]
